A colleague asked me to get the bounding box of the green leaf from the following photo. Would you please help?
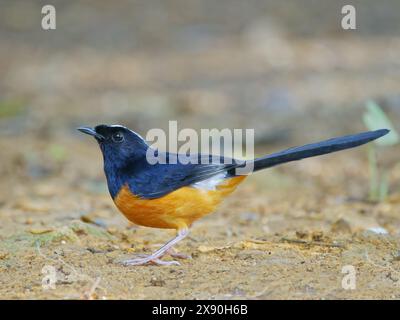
[379,170,389,202]
[0,99,26,118]
[48,144,67,162]
[363,100,399,146]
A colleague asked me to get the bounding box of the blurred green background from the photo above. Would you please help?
[0,0,399,199]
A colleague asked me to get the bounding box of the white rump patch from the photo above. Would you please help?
[191,173,227,191]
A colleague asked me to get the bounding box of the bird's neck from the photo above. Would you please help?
[103,150,147,199]
[104,163,125,199]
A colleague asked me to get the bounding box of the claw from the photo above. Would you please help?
[167,249,192,260]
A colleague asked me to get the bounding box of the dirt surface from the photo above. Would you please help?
[1,0,400,299]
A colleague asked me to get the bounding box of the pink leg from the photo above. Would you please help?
[121,229,190,266]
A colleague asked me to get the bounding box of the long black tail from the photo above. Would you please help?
[250,129,389,172]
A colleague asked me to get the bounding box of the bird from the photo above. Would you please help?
[78,124,389,266]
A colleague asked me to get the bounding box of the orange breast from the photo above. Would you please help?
[113,176,246,230]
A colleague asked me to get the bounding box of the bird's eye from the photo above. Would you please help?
[112,132,124,143]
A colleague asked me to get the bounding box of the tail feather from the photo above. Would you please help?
[251,129,389,172]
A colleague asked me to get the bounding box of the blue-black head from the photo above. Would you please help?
[78,124,149,169]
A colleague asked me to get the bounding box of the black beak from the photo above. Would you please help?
[77,126,105,141]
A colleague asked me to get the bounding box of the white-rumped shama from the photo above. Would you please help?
[78,125,388,266]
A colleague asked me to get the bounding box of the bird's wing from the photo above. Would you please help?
[127,153,241,199]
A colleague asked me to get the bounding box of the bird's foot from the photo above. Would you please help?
[120,228,190,266]
[120,249,191,266]
[166,247,192,260]
[121,255,180,266]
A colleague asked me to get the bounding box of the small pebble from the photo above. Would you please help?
[150,277,166,287]
[367,227,388,235]
[311,231,323,242]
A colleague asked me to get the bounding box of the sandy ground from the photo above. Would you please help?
[1,0,400,299]
[1,138,399,299]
